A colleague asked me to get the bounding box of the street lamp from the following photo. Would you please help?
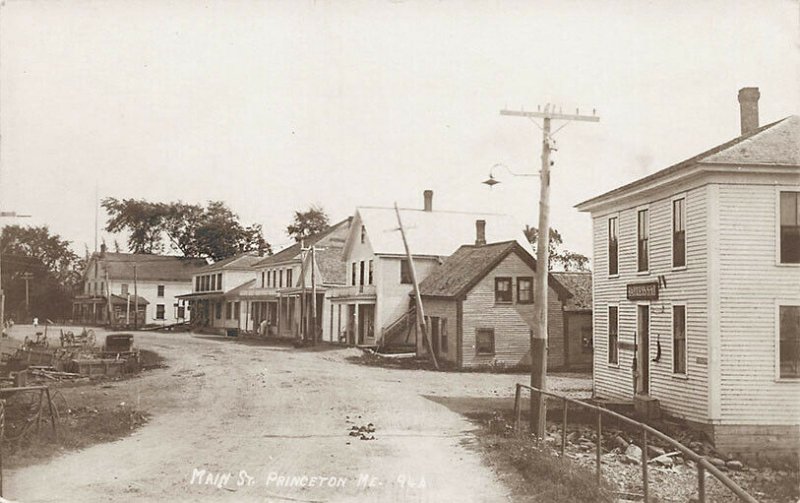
[482,163,537,188]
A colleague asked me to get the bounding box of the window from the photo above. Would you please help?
[672,198,686,267]
[779,305,800,378]
[476,328,495,355]
[261,272,265,288]
[780,191,800,264]
[368,260,374,285]
[287,269,293,288]
[608,217,619,276]
[441,318,448,353]
[352,262,357,286]
[225,302,232,319]
[217,273,222,290]
[494,277,512,303]
[202,276,207,291]
[177,306,185,319]
[195,277,201,291]
[215,302,222,320]
[360,225,366,244]
[100,282,105,295]
[157,285,165,298]
[121,284,129,295]
[637,209,649,272]
[234,301,241,320]
[608,306,619,364]
[155,304,166,320]
[359,261,365,286]
[400,259,412,284]
[517,277,533,304]
[272,271,277,288]
[279,270,283,288]
[210,275,216,291]
[673,305,687,374]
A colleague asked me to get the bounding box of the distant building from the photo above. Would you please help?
[416,232,571,370]
[176,252,262,334]
[72,248,207,326]
[551,271,593,371]
[576,88,800,458]
[328,190,532,347]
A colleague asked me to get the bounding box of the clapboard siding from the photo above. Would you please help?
[717,184,800,425]
[461,252,565,369]
[416,298,458,365]
[592,185,709,423]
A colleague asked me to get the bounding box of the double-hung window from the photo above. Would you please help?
[608,217,619,276]
[517,277,533,304]
[400,259,412,284]
[637,209,649,272]
[780,191,800,264]
[494,277,512,303]
[608,305,619,365]
[476,328,495,355]
[673,198,686,268]
[779,305,800,378]
[673,305,687,375]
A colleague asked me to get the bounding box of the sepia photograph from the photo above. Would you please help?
[0,0,798,501]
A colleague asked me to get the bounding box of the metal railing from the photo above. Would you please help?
[512,383,757,503]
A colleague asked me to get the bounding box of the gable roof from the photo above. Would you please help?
[576,115,800,211]
[255,218,351,268]
[93,253,207,282]
[418,240,571,300]
[551,271,592,312]
[196,252,262,273]
[349,207,533,259]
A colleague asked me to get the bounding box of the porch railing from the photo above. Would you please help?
[512,383,758,503]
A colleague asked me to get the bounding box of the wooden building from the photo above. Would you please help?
[72,248,206,326]
[416,233,571,370]
[576,88,800,458]
[552,271,593,371]
[328,190,532,347]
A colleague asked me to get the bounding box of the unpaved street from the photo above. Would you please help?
[5,330,590,502]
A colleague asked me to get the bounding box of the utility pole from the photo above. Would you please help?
[105,269,112,327]
[300,243,326,345]
[500,105,599,437]
[133,264,139,330]
[394,203,438,370]
[21,272,33,317]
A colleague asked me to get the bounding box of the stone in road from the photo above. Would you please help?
[6,330,590,502]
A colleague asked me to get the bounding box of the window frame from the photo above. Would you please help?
[475,328,495,355]
[400,259,412,284]
[776,300,800,381]
[440,318,448,353]
[776,188,800,266]
[637,206,650,274]
[368,260,374,285]
[672,303,688,377]
[517,276,534,304]
[494,277,513,304]
[607,215,619,277]
[352,262,357,286]
[155,304,166,320]
[672,195,687,270]
[607,304,619,366]
[287,268,293,288]
[157,285,165,298]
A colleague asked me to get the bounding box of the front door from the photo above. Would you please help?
[429,316,440,356]
[358,305,375,345]
[637,305,650,395]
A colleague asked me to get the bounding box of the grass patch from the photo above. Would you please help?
[472,414,615,503]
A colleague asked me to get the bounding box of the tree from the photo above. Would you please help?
[524,225,589,271]
[102,198,271,261]
[0,225,83,320]
[287,205,330,242]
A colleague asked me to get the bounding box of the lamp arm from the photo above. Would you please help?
[489,163,536,178]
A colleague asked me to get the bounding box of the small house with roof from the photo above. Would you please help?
[72,247,207,326]
[576,88,800,458]
[416,236,571,369]
[328,190,533,347]
[552,271,593,371]
[176,252,262,334]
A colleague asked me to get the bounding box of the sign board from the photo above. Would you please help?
[627,281,659,301]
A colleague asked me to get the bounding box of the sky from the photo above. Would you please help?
[1,0,798,260]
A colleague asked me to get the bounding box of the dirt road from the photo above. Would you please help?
[5,330,590,502]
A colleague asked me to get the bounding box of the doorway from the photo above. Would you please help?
[637,304,650,395]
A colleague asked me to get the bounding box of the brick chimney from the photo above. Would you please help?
[738,87,760,135]
[475,220,486,246]
[423,190,433,212]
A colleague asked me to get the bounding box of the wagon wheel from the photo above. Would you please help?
[3,390,46,442]
[86,329,96,346]
[49,390,70,423]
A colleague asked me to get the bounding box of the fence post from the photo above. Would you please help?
[45,387,58,438]
[642,428,649,503]
[0,399,4,497]
[561,398,568,456]
[697,463,706,503]
[596,409,602,485]
[513,384,522,432]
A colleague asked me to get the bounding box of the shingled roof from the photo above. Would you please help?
[94,253,207,282]
[577,115,800,211]
[551,271,592,312]
[418,241,571,300]
[255,218,351,268]
[195,252,262,273]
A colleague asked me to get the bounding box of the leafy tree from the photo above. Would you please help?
[0,225,83,319]
[524,225,589,271]
[102,198,270,261]
[287,205,330,243]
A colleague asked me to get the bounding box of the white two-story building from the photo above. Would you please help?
[576,88,799,459]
